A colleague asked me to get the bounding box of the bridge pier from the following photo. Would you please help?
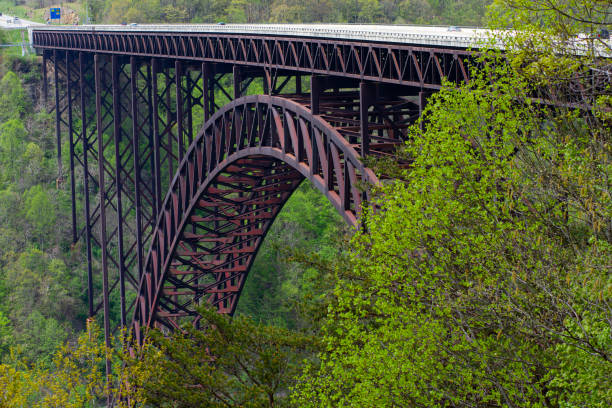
[360,81,376,156]
[111,55,127,329]
[94,53,113,404]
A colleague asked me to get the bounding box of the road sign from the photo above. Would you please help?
[50,8,60,20]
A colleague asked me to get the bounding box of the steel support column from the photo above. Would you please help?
[66,52,78,243]
[94,53,112,405]
[360,82,376,156]
[295,74,302,94]
[42,50,48,104]
[202,62,212,122]
[309,76,322,178]
[54,50,62,179]
[310,76,322,115]
[152,59,163,216]
[176,60,184,162]
[112,55,127,328]
[233,65,242,99]
[80,52,95,318]
[185,67,194,145]
[147,64,162,218]
[165,67,174,178]
[131,57,145,281]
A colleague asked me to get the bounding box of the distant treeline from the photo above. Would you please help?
[8,0,494,30]
[81,0,492,26]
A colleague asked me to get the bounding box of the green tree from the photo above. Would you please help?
[358,0,383,22]
[0,311,11,358]
[90,0,493,24]
[1,250,80,364]
[225,0,249,22]
[0,320,141,407]
[0,118,27,183]
[0,188,21,232]
[398,0,435,24]
[292,1,611,406]
[87,0,107,22]
[127,304,318,407]
[0,71,27,122]
[23,185,57,247]
[22,142,49,188]
[105,0,132,23]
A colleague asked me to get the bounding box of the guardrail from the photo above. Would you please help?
[32,23,491,48]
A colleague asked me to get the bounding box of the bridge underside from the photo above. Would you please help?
[44,49,435,344]
[156,156,305,326]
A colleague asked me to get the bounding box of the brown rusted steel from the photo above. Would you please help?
[87,55,130,322]
[53,50,63,177]
[152,58,163,216]
[360,81,376,156]
[42,50,49,103]
[32,29,473,90]
[79,52,95,318]
[49,51,79,239]
[131,94,380,339]
[64,51,142,327]
[175,60,185,162]
[132,57,145,283]
[107,56,142,297]
[66,52,78,243]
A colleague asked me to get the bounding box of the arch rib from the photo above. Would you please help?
[131,95,378,342]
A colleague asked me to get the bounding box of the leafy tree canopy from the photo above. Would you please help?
[292,1,611,407]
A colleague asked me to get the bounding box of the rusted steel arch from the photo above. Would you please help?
[131,94,378,343]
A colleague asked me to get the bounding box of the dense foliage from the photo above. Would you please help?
[93,0,491,26]
[0,53,87,367]
[7,0,492,26]
[1,0,610,406]
[0,26,343,408]
[293,70,612,407]
[292,1,612,406]
[125,305,318,407]
[0,322,121,408]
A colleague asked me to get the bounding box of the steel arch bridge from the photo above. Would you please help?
[32,24,480,349]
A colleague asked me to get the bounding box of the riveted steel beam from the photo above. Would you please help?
[32,29,475,89]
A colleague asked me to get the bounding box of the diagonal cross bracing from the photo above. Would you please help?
[46,47,425,354]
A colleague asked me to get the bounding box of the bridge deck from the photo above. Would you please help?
[31,23,491,49]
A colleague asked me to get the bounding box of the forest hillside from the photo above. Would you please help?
[2,0,491,26]
[0,0,610,406]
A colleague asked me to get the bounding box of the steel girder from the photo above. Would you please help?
[33,29,473,90]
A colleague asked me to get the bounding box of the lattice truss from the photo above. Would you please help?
[36,30,474,89]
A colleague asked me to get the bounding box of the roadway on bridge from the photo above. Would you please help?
[0,12,43,29]
[32,23,490,48]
